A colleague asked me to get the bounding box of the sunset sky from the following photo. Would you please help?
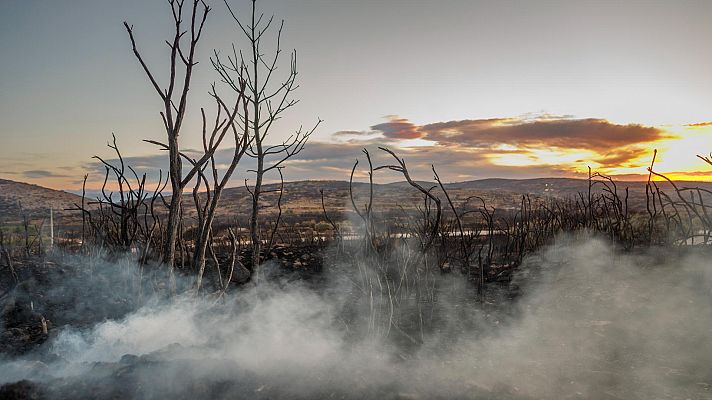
[1,0,712,190]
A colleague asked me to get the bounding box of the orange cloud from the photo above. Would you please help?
[367,116,667,169]
[420,118,665,152]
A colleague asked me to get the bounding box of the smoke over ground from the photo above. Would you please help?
[1,235,711,399]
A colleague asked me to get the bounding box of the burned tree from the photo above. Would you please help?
[145,79,251,291]
[124,0,219,268]
[214,0,321,278]
[648,149,712,245]
[71,134,169,262]
[190,82,250,291]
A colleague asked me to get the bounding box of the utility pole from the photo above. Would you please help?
[50,206,54,250]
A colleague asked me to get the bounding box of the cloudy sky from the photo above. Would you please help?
[1,0,712,189]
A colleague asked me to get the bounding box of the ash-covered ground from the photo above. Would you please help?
[1,236,712,399]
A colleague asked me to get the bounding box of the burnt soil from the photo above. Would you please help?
[0,245,519,400]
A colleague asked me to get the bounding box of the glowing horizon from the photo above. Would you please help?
[1,1,711,190]
[9,117,710,192]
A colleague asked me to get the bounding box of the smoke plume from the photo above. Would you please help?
[1,235,711,399]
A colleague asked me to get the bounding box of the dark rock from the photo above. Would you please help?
[0,380,45,400]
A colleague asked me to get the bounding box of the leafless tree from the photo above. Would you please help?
[649,156,712,245]
[71,135,169,260]
[214,0,321,278]
[349,149,375,248]
[375,147,441,253]
[189,82,250,291]
[143,76,251,291]
[320,188,342,243]
[124,0,221,268]
[92,134,150,249]
[0,227,18,287]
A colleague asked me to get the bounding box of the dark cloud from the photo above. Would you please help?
[594,148,647,167]
[370,117,422,139]
[656,170,712,178]
[332,130,372,137]
[686,121,712,127]
[23,170,69,179]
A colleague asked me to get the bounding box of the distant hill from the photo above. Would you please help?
[451,177,712,206]
[184,177,712,225]
[215,179,526,221]
[0,178,83,223]
[3,177,711,226]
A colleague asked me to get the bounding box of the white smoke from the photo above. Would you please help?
[1,235,711,399]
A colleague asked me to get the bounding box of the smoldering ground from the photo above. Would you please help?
[1,235,711,399]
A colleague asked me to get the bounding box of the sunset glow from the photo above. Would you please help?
[328,115,711,183]
[1,1,711,189]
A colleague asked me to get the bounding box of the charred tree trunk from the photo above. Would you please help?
[250,155,263,274]
[165,133,183,268]
[124,0,211,272]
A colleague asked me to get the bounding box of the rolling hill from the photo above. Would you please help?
[0,179,84,223]
[3,177,711,226]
